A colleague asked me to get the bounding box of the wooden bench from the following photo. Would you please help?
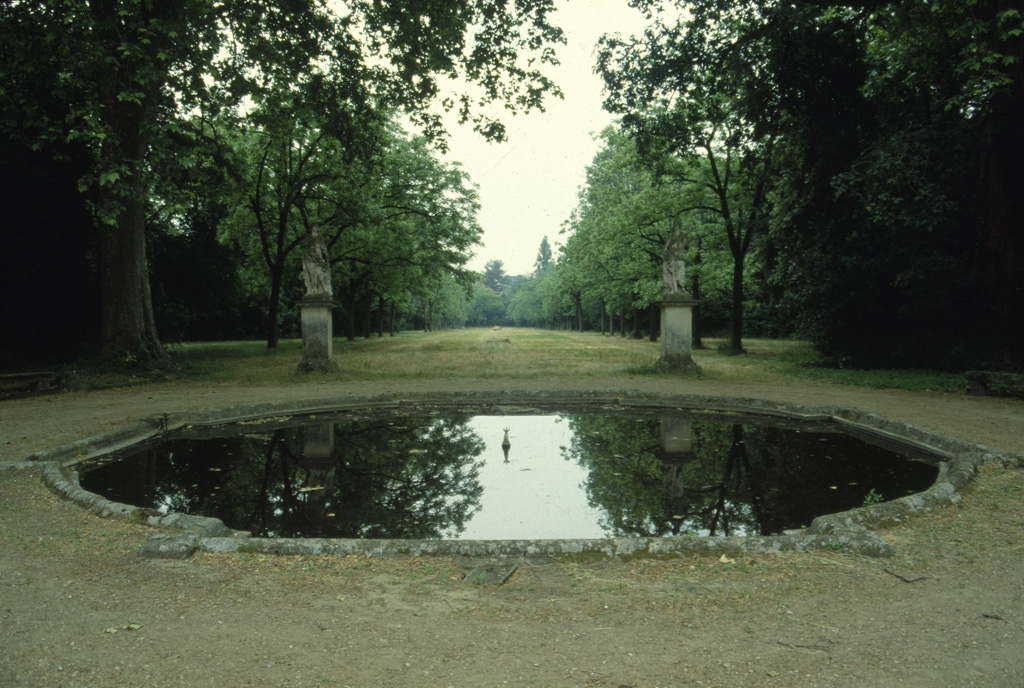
[0,371,60,398]
[965,371,1024,397]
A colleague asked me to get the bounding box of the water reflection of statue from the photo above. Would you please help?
[302,226,332,297]
[662,220,689,297]
[299,424,338,534]
[658,415,692,505]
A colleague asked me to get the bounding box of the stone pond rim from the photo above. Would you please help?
[22,390,1023,562]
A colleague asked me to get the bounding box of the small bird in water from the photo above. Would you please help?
[502,427,511,463]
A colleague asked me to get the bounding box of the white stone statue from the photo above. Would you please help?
[662,219,689,296]
[302,226,332,297]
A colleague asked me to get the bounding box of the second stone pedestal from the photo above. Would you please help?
[657,294,700,374]
[297,297,339,374]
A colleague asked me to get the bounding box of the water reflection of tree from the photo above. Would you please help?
[321,415,485,539]
[564,414,938,537]
[84,414,485,539]
[563,414,762,537]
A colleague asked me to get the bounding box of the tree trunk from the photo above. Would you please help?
[97,198,167,365]
[265,268,282,349]
[729,252,745,354]
[345,285,357,342]
[92,4,169,368]
[648,304,658,342]
[389,301,396,336]
[692,238,703,349]
[97,100,168,365]
[361,293,372,338]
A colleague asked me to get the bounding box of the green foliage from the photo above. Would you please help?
[0,138,98,365]
[534,236,553,274]
[758,0,1022,369]
[597,1,782,351]
[543,128,677,335]
[481,260,511,300]
[862,489,884,507]
[506,276,539,326]
[466,284,507,327]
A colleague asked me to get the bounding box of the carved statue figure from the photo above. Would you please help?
[302,226,332,297]
[662,219,689,296]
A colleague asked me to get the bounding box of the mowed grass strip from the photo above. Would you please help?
[166,328,662,383]
[67,329,964,392]
[340,328,658,380]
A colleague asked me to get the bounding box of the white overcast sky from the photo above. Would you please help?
[439,0,651,277]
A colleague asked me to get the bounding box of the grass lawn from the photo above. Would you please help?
[60,327,966,393]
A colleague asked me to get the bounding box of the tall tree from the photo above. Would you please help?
[598,2,778,354]
[330,125,483,339]
[534,236,554,274]
[482,260,511,301]
[226,105,363,348]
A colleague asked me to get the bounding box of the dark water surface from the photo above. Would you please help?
[78,408,940,540]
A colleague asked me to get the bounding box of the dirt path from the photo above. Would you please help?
[2,378,1023,687]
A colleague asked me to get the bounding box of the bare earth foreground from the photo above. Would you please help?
[2,376,1023,688]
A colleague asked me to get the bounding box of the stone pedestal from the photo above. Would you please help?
[657,294,700,373]
[297,297,339,374]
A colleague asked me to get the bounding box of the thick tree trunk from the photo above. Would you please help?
[88,1,170,368]
[97,104,167,366]
[98,200,166,364]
